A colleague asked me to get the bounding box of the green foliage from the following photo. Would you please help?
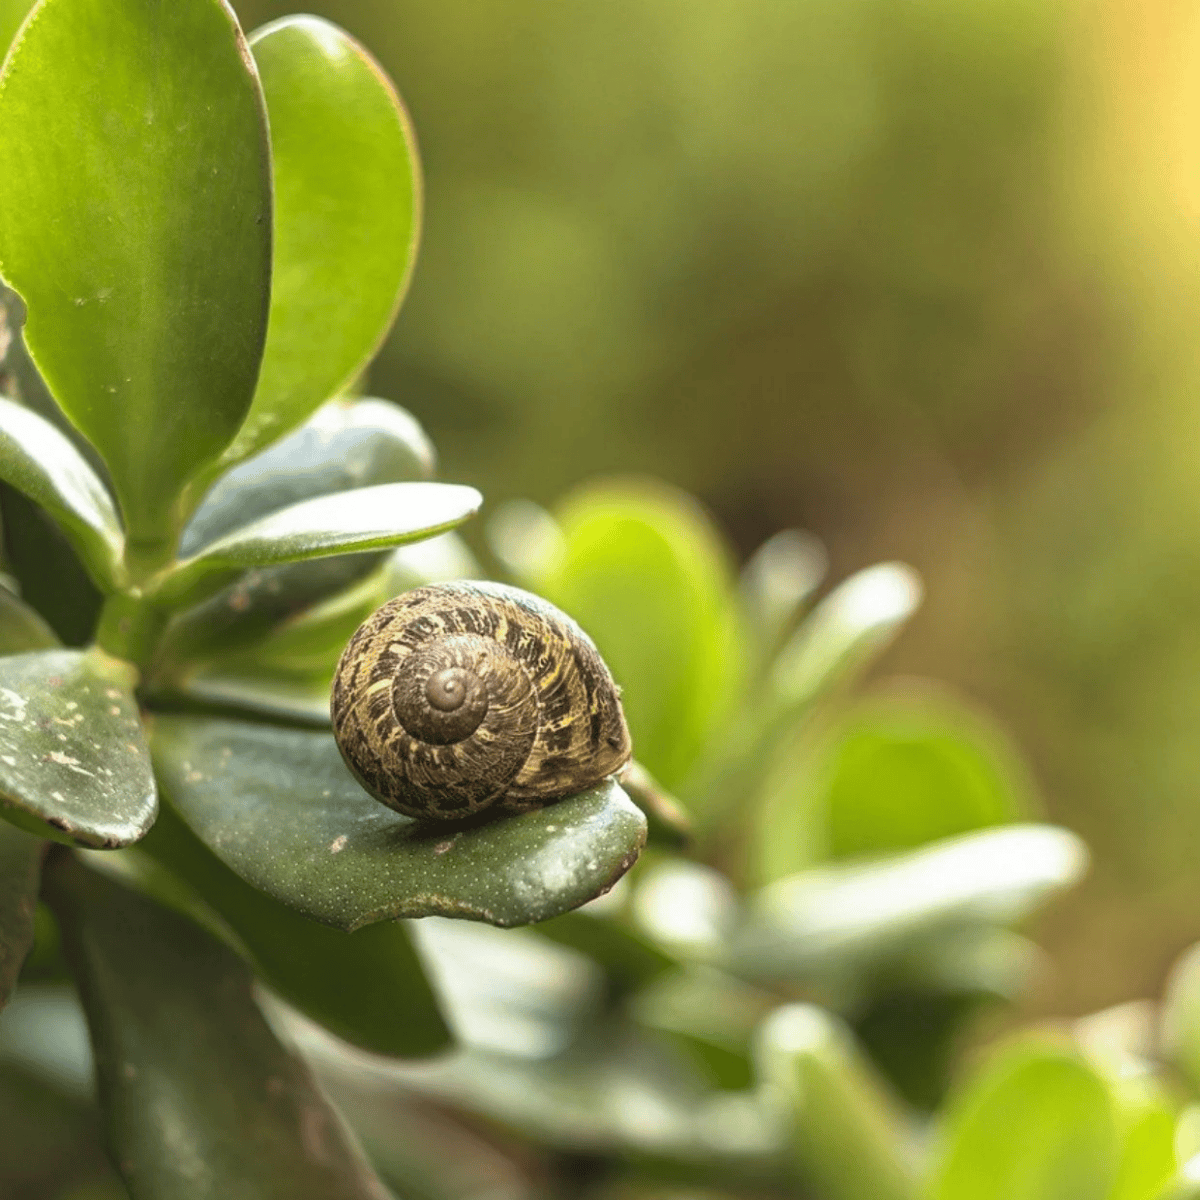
[2,4,1199,1200]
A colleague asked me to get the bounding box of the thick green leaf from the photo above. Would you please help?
[183,397,434,556]
[0,0,272,551]
[0,481,102,645]
[150,482,481,607]
[929,1038,1118,1200]
[129,804,451,1058]
[0,821,42,1009]
[170,670,334,727]
[751,683,1032,884]
[225,16,421,463]
[42,852,394,1200]
[0,396,123,589]
[739,528,827,663]
[0,583,57,653]
[731,825,1087,984]
[535,479,745,790]
[151,715,647,930]
[0,649,155,848]
[755,1004,919,1200]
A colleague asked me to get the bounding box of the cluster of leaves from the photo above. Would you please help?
[0,1,648,1196]
[4,4,1200,1200]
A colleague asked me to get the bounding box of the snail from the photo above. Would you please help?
[330,580,632,821]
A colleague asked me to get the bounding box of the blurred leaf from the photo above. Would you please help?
[731,825,1087,983]
[0,0,272,551]
[617,759,692,847]
[225,16,421,463]
[0,396,123,590]
[1107,1083,1177,1200]
[1161,944,1200,1094]
[0,583,58,654]
[768,563,922,714]
[134,804,450,1058]
[752,683,1032,884]
[536,906,676,994]
[183,397,434,555]
[535,479,745,790]
[755,1004,919,1200]
[151,715,647,930]
[0,1059,122,1200]
[150,482,482,607]
[738,529,827,662]
[0,822,42,1009]
[42,852,394,1200]
[0,481,102,646]
[929,1038,1118,1200]
[0,649,155,849]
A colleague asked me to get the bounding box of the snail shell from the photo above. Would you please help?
[330,581,632,821]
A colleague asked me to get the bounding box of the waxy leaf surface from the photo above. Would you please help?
[0,820,42,1010]
[152,482,481,607]
[43,853,394,1200]
[183,397,434,555]
[0,396,123,589]
[152,716,647,930]
[139,804,451,1058]
[0,0,272,547]
[0,650,155,848]
[228,16,421,462]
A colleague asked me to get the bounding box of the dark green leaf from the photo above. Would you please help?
[535,480,745,790]
[150,482,482,607]
[42,852,394,1200]
[0,583,58,654]
[0,481,102,646]
[0,821,43,1009]
[755,1004,920,1200]
[169,670,334,727]
[183,398,434,555]
[929,1038,1117,1200]
[0,396,123,589]
[536,907,676,994]
[0,0,272,550]
[135,803,451,1058]
[0,649,155,848]
[151,715,646,930]
[226,16,421,462]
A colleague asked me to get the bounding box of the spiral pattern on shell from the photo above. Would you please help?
[330,581,632,821]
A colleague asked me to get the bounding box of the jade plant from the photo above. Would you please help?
[0,1,646,1194]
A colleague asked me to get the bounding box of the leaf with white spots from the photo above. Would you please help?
[151,715,647,931]
[0,649,156,848]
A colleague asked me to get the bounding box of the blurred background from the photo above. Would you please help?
[227,0,1200,1022]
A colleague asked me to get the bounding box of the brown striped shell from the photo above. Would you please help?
[330,581,632,821]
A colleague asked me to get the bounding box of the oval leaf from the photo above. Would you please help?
[0,0,273,548]
[0,821,43,1009]
[930,1038,1118,1200]
[151,715,647,930]
[0,584,58,654]
[135,803,451,1058]
[755,1004,920,1200]
[732,825,1088,983]
[42,852,395,1200]
[0,396,123,589]
[0,649,155,848]
[183,397,434,555]
[151,482,482,607]
[226,16,421,462]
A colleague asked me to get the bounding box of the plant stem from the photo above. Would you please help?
[94,592,171,671]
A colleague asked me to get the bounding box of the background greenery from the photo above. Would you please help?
[227,0,1200,1019]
